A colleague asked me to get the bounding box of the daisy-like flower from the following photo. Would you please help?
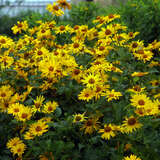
[73,112,87,123]
[54,25,71,34]
[69,41,85,54]
[24,131,34,140]
[81,117,100,134]
[32,95,45,112]
[78,88,94,102]
[46,2,64,16]
[29,121,48,137]
[123,154,142,160]
[7,103,23,116]
[0,35,14,49]
[11,20,28,34]
[127,85,145,94]
[32,47,49,60]
[127,31,139,39]
[42,101,58,114]
[0,85,14,101]
[121,116,142,133]
[129,40,144,52]
[7,137,26,157]
[106,14,120,23]
[103,89,122,102]
[16,106,33,122]
[81,73,101,88]
[57,0,71,10]
[130,93,151,108]
[98,24,115,39]
[7,137,23,149]
[11,143,26,157]
[99,124,117,140]
[0,55,14,70]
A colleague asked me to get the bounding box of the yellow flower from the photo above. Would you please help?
[103,89,122,102]
[98,25,115,39]
[81,73,101,88]
[55,25,71,34]
[133,49,153,63]
[7,137,23,149]
[36,28,51,39]
[42,101,58,114]
[33,47,49,60]
[73,112,87,123]
[99,124,117,140]
[78,88,94,102]
[16,106,33,122]
[69,40,85,54]
[0,35,14,49]
[127,85,145,94]
[46,3,64,16]
[106,14,120,23]
[123,154,142,160]
[130,94,151,108]
[0,55,14,70]
[32,95,45,112]
[7,103,23,116]
[29,121,48,136]
[7,137,26,157]
[11,143,26,157]
[24,131,34,140]
[11,20,28,34]
[81,117,100,134]
[0,85,14,101]
[121,116,142,133]
[57,0,71,10]
[129,40,144,52]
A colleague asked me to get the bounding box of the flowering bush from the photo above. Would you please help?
[0,0,160,160]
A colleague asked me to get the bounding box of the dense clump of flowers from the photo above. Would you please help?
[0,0,160,159]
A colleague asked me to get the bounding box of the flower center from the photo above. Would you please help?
[73,43,79,48]
[138,100,145,105]
[53,5,59,11]
[104,126,111,132]
[49,66,54,72]
[36,126,42,132]
[74,25,79,30]
[38,50,43,55]
[132,42,138,48]
[60,25,65,31]
[129,32,133,37]
[1,92,6,97]
[41,29,46,33]
[133,85,141,92]
[75,116,82,121]
[99,46,105,51]
[22,113,28,119]
[84,93,89,97]
[105,29,111,35]
[86,120,93,126]
[17,23,23,28]
[48,106,53,111]
[74,69,80,75]
[108,14,114,19]
[128,118,136,125]
[0,39,6,44]
[96,86,101,93]
[35,103,40,108]
[14,108,19,113]
[88,78,95,84]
